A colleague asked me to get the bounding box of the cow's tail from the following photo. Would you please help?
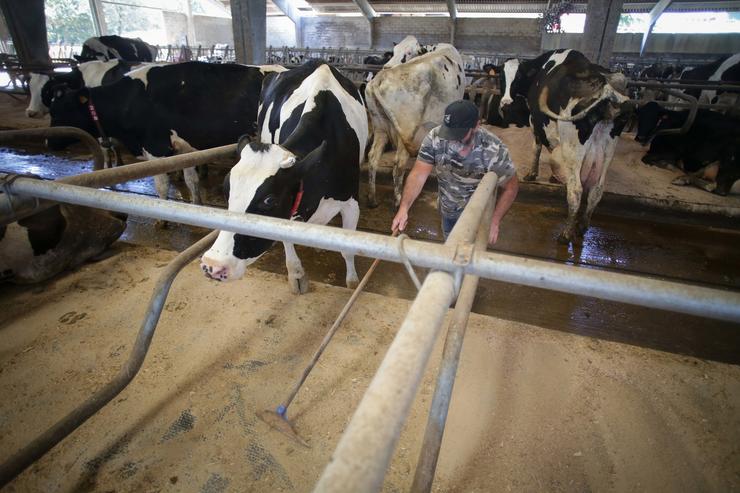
[538,84,627,122]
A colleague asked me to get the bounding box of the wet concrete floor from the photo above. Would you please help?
[2,144,739,364]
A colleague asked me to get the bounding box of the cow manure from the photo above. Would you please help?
[264,314,277,326]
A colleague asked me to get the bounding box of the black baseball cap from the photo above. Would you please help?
[439,100,479,140]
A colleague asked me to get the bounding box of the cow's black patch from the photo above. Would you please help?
[18,206,66,256]
[443,64,449,72]
[50,62,264,157]
[456,74,461,87]
[401,55,407,64]
[543,60,555,72]
[248,142,271,153]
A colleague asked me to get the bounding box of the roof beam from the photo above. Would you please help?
[446,0,457,19]
[352,0,376,21]
[271,0,301,23]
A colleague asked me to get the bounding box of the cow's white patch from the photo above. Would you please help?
[84,37,122,61]
[274,64,368,162]
[78,59,120,87]
[26,73,50,117]
[247,64,288,75]
[545,49,572,74]
[260,101,276,142]
[0,223,37,271]
[501,58,519,107]
[125,63,165,88]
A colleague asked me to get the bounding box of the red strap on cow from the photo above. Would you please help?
[290,181,304,217]
[86,98,111,147]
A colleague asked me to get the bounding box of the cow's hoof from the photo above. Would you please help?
[367,198,379,209]
[557,232,571,245]
[523,172,538,182]
[671,176,690,186]
[155,219,169,229]
[289,276,310,295]
[549,176,562,184]
[346,277,359,290]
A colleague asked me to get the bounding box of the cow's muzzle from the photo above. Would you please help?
[201,260,230,282]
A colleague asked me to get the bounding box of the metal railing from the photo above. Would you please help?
[1,152,739,492]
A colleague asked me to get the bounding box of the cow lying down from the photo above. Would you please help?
[636,101,740,195]
[0,198,126,284]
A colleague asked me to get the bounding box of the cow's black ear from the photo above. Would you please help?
[293,141,327,177]
[236,134,253,157]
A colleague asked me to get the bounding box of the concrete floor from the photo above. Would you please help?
[1,90,740,492]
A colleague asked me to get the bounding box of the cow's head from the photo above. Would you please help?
[47,87,98,149]
[26,73,51,118]
[635,101,668,145]
[200,137,327,282]
[500,58,540,110]
[385,35,422,68]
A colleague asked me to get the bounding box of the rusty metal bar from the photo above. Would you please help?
[0,231,218,489]
[0,143,237,225]
[0,127,106,170]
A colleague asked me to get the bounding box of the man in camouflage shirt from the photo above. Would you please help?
[391,99,519,243]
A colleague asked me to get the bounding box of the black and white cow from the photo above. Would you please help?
[383,35,441,68]
[365,43,465,207]
[364,52,393,66]
[672,53,740,106]
[26,59,134,118]
[200,61,368,294]
[75,35,158,63]
[636,101,740,195]
[506,49,631,244]
[48,62,272,206]
[0,199,126,284]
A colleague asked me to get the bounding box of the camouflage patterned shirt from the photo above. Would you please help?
[418,126,516,217]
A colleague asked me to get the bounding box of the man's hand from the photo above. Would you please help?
[488,221,500,245]
[391,208,409,233]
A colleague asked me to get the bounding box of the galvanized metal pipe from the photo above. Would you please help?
[0,143,237,225]
[0,127,106,170]
[0,231,218,489]
[2,175,740,323]
[628,81,740,92]
[410,194,496,493]
[313,174,498,493]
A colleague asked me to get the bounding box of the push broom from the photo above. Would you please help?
[257,231,401,447]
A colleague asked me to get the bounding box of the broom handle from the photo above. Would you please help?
[280,230,400,412]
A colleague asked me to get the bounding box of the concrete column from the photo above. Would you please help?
[0,0,51,69]
[295,17,303,48]
[581,0,623,67]
[230,0,265,64]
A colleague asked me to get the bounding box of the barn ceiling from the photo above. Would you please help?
[259,0,740,15]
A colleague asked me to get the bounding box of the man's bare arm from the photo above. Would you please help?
[391,159,434,232]
[489,174,519,244]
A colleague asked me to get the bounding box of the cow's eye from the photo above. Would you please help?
[260,195,276,209]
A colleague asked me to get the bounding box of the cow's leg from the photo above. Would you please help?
[524,142,542,182]
[283,242,309,295]
[393,141,410,208]
[559,173,583,245]
[152,174,171,228]
[339,199,360,289]
[367,130,389,209]
[183,167,203,205]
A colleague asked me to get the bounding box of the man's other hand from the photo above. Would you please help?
[391,208,409,233]
[488,221,500,245]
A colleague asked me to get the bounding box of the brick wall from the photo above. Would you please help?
[372,17,451,48]
[301,17,370,48]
